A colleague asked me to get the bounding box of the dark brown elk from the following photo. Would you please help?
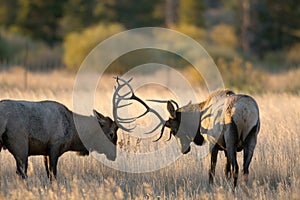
[113,77,260,188]
[0,100,118,180]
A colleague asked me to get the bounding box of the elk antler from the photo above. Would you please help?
[147,99,179,142]
[112,77,166,138]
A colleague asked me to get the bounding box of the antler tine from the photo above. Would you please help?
[131,96,166,134]
[115,77,164,124]
[112,77,137,132]
[115,91,132,100]
[146,99,180,142]
[170,100,179,110]
[112,76,167,134]
[115,77,134,93]
[166,132,172,141]
[114,86,136,122]
[153,122,166,142]
[117,102,133,109]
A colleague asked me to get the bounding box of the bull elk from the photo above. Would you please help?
[0,100,118,180]
[113,77,260,188]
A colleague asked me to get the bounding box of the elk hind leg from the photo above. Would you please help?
[209,145,218,185]
[224,151,231,180]
[225,123,239,188]
[243,129,258,184]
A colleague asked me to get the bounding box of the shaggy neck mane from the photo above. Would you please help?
[204,89,235,106]
[175,89,235,113]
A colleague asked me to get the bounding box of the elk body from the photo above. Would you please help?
[164,90,260,187]
[0,100,118,180]
[113,78,260,187]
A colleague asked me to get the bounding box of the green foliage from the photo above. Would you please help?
[104,0,164,28]
[0,0,300,79]
[287,43,300,67]
[0,30,27,61]
[262,51,287,71]
[251,0,300,55]
[205,23,238,61]
[63,23,125,71]
[108,49,191,74]
[0,29,63,70]
[170,24,207,43]
[25,44,63,70]
[259,46,300,72]
[60,0,99,35]
[0,0,17,27]
[179,0,205,27]
[0,35,11,60]
[210,23,237,49]
[16,0,66,45]
[217,56,265,92]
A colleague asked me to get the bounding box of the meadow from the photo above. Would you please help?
[0,68,299,199]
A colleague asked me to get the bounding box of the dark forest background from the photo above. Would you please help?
[0,0,299,91]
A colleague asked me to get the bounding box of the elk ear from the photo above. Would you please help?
[167,101,176,119]
[93,110,108,126]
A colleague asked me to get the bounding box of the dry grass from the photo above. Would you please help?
[0,68,299,199]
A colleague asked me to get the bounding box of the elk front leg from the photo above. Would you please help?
[49,149,60,181]
[44,156,50,178]
[7,139,28,179]
[15,156,28,179]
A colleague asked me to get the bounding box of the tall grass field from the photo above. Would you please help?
[0,68,299,199]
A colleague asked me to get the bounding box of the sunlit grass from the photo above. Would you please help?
[0,69,299,199]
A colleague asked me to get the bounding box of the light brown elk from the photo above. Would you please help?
[113,77,260,188]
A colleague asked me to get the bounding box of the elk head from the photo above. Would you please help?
[112,77,202,154]
[156,100,202,154]
[93,110,118,146]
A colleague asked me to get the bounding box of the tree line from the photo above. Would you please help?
[0,0,299,71]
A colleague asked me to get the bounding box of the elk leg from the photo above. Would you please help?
[44,156,50,178]
[15,156,28,179]
[209,145,218,185]
[25,159,28,174]
[49,149,59,181]
[225,123,239,188]
[243,133,257,183]
[227,147,238,187]
[224,151,231,179]
[6,138,28,179]
[13,149,28,179]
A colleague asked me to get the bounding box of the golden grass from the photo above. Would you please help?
[0,69,299,199]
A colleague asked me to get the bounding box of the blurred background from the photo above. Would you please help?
[0,2,300,199]
[0,0,299,93]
